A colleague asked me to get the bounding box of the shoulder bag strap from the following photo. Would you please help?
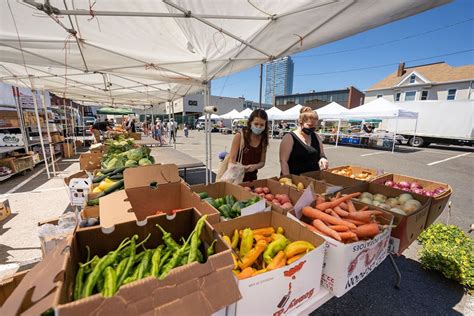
[238,132,245,164]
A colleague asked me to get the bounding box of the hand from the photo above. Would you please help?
[245,164,256,172]
[319,158,329,170]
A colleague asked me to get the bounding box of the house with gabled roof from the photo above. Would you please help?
[365,62,474,103]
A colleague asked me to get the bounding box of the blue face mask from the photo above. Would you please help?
[251,124,265,135]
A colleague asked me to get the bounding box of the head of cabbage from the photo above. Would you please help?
[127,148,143,161]
[138,158,152,166]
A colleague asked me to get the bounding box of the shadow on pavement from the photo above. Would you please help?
[311,255,464,315]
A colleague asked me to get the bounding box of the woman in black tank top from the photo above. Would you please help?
[279,107,328,175]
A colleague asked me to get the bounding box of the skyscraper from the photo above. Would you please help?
[264,56,294,105]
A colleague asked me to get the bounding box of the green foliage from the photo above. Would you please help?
[418,223,473,293]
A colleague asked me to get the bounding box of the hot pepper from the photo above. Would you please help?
[207,240,217,257]
[157,224,180,251]
[117,233,150,262]
[187,215,208,264]
[231,229,239,249]
[73,265,85,301]
[222,235,232,247]
[159,231,193,280]
[263,234,289,264]
[101,266,117,297]
[239,228,254,258]
[158,249,172,272]
[137,249,152,280]
[237,267,255,280]
[239,239,268,270]
[116,235,139,288]
[277,227,284,235]
[284,241,315,259]
[82,237,131,298]
[266,251,287,271]
[151,245,164,277]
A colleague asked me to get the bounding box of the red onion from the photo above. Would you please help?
[410,182,422,190]
[434,187,446,195]
[393,185,401,190]
[384,180,394,187]
[412,188,424,195]
[424,191,434,197]
[398,181,410,189]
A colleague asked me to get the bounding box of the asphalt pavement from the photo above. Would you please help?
[0,130,472,314]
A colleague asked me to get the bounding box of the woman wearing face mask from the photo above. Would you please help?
[280,106,328,175]
[228,109,269,182]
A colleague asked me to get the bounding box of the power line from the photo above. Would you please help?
[295,48,474,77]
[293,18,474,58]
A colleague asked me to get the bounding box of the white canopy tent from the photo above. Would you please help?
[198,113,220,120]
[265,106,284,121]
[219,109,242,120]
[275,104,303,121]
[340,98,419,152]
[0,0,448,182]
[315,102,349,147]
[239,108,253,119]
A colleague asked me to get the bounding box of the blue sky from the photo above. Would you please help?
[211,0,474,102]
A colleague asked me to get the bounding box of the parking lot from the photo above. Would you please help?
[0,130,472,314]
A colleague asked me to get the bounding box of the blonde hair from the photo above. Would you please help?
[299,106,318,124]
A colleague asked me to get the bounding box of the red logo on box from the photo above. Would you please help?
[284,260,306,279]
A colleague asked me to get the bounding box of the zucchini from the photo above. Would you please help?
[92,174,109,184]
[103,179,125,195]
[108,173,123,180]
[98,167,117,174]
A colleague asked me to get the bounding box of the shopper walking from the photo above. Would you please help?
[91,118,112,143]
[227,109,269,182]
[168,118,176,144]
[184,123,189,138]
[279,106,328,175]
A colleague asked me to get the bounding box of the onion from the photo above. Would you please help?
[411,188,424,195]
[434,187,446,195]
[398,181,410,189]
[384,180,394,187]
[399,193,413,204]
[393,184,401,190]
[410,182,423,190]
[424,191,434,197]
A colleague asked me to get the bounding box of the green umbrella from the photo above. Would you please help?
[97,107,135,115]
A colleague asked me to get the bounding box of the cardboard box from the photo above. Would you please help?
[273,174,315,192]
[79,152,102,171]
[338,182,431,254]
[51,134,62,143]
[190,182,267,219]
[214,211,326,315]
[0,198,11,222]
[325,165,384,182]
[239,178,303,215]
[129,132,141,140]
[100,164,219,230]
[301,170,367,194]
[0,158,17,173]
[0,270,29,307]
[1,209,241,315]
[372,173,452,228]
[288,198,393,297]
[61,143,75,158]
[0,133,24,147]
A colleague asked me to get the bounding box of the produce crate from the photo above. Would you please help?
[0,270,29,307]
[0,158,17,173]
[1,209,241,315]
[371,173,452,228]
[325,165,384,182]
[301,170,367,194]
[12,156,34,172]
[337,182,431,254]
[271,174,316,192]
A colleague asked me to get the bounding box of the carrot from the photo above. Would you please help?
[333,205,349,217]
[313,219,342,241]
[303,207,357,229]
[358,206,369,212]
[346,219,369,226]
[302,222,330,237]
[353,223,380,239]
[316,196,325,205]
[347,200,357,213]
[335,192,341,198]
[329,225,349,232]
[347,211,383,223]
[338,231,358,240]
[330,209,341,220]
[316,192,361,211]
[339,202,348,210]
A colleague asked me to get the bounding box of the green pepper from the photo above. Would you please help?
[82,237,131,298]
[196,248,204,263]
[158,249,172,272]
[240,228,253,258]
[97,274,105,293]
[263,234,289,264]
[151,245,164,277]
[231,230,239,250]
[115,257,128,279]
[116,235,139,288]
[101,266,117,297]
[137,250,152,280]
[187,215,208,264]
[73,265,85,301]
[159,232,193,279]
[157,224,180,251]
[207,240,217,257]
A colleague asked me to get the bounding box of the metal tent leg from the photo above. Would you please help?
[388,253,401,289]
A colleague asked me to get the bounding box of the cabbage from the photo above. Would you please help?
[125,160,138,168]
[106,157,124,169]
[138,158,152,166]
[127,148,143,161]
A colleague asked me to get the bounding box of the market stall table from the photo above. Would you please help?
[150,147,205,180]
[135,136,161,147]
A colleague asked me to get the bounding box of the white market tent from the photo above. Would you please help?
[0,0,448,182]
[239,108,253,119]
[198,113,220,120]
[219,109,242,120]
[315,101,349,146]
[275,104,303,120]
[265,106,284,121]
[340,98,419,152]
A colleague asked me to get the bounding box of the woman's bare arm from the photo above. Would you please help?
[229,132,241,164]
[279,134,293,175]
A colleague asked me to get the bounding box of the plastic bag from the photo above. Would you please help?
[220,162,246,184]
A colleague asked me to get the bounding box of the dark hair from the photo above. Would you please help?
[242,109,269,150]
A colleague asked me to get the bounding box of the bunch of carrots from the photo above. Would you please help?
[302,192,386,243]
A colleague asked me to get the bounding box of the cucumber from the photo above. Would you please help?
[92,174,109,183]
[103,179,125,194]
[98,167,117,174]
[108,173,123,180]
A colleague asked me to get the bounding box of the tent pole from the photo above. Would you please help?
[32,89,50,179]
[335,119,341,148]
[413,116,419,146]
[204,111,209,185]
[172,101,176,149]
[40,91,56,176]
[392,116,399,153]
[259,64,263,109]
